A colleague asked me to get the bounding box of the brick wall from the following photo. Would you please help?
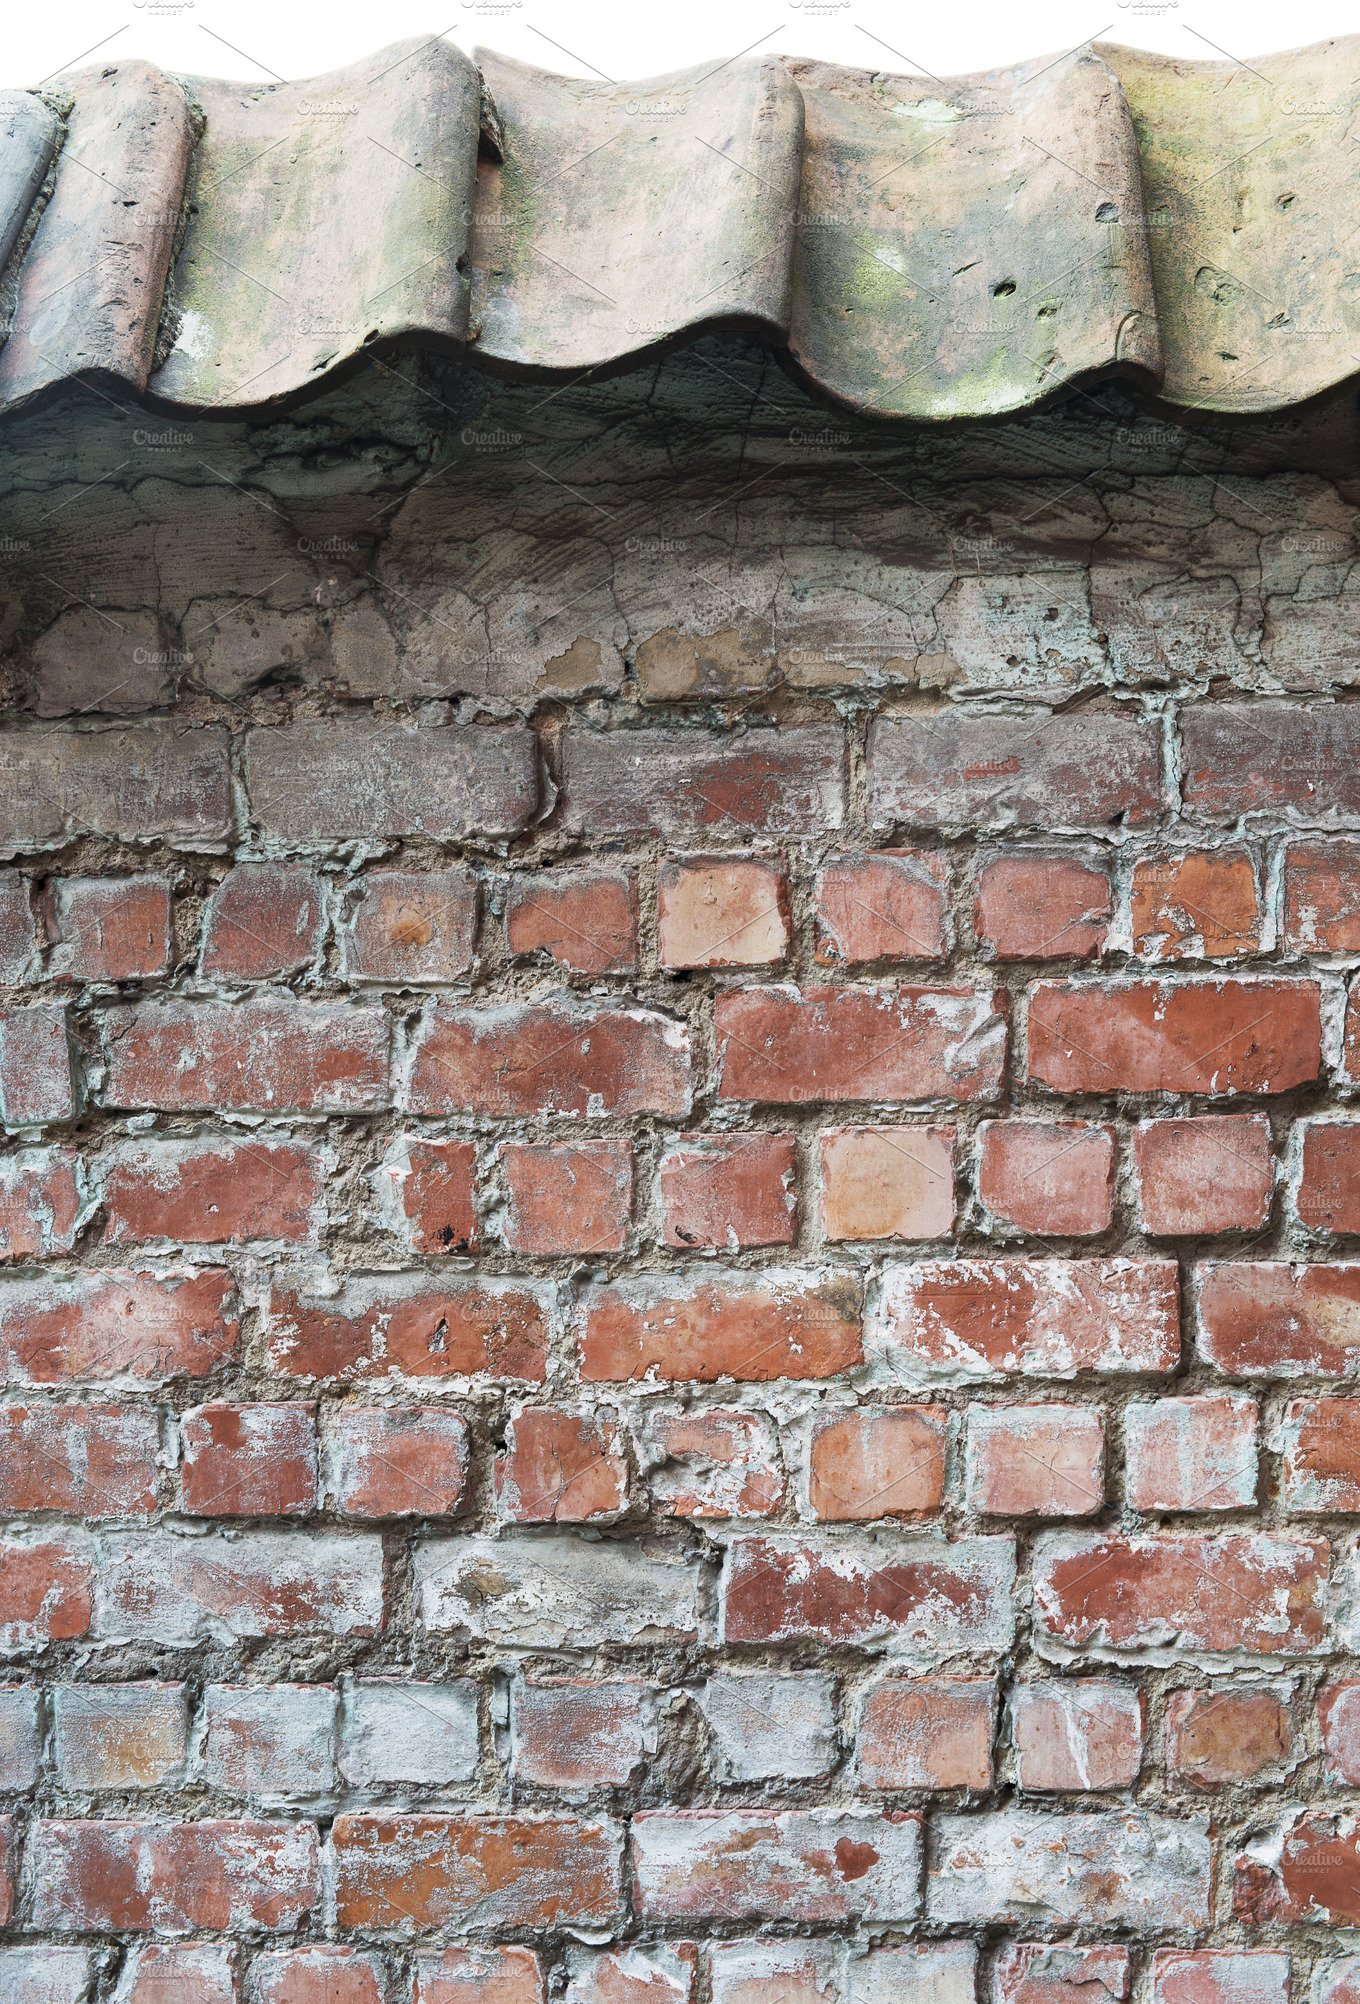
[0,690,1357,2000]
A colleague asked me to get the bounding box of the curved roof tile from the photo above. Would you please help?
[0,34,1356,420]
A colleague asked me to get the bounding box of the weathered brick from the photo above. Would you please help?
[0,1949,95,2004]
[632,1809,921,1921]
[722,1534,1016,1653]
[199,1682,337,1798]
[103,995,389,1112]
[415,1946,546,2004]
[974,854,1110,960]
[496,1407,628,1524]
[868,710,1161,832]
[407,997,690,1118]
[1029,978,1321,1095]
[819,1125,954,1241]
[697,1671,837,1781]
[267,1277,547,1383]
[581,1269,861,1382]
[0,871,36,981]
[418,1534,698,1647]
[0,1686,40,1789]
[660,1133,796,1250]
[716,984,1005,1103]
[0,1268,237,1385]
[46,874,172,981]
[1181,702,1360,816]
[641,1407,785,1519]
[1283,838,1360,951]
[180,1402,316,1517]
[807,1405,947,1520]
[1280,1397,1360,1509]
[565,1946,693,2004]
[94,1529,382,1643]
[505,867,637,975]
[1321,1681,1360,1782]
[1343,981,1360,1084]
[560,726,845,838]
[1315,1964,1360,2004]
[245,718,538,842]
[113,1943,238,2004]
[1011,1680,1144,1791]
[29,1818,319,1932]
[858,1676,996,1790]
[1150,1952,1290,2004]
[1130,850,1261,960]
[499,1139,632,1254]
[1164,1687,1298,1788]
[930,1808,1210,1927]
[712,1942,975,2004]
[1133,1116,1273,1235]
[814,851,950,964]
[513,1678,654,1789]
[379,1135,479,1256]
[0,1401,159,1516]
[1033,1532,1330,1655]
[340,868,477,984]
[1126,1395,1259,1512]
[0,1532,93,1645]
[1297,1121,1360,1232]
[254,1947,387,2004]
[0,1147,80,1260]
[327,1406,470,1518]
[0,1002,77,1125]
[1197,1262,1360,1376]
[658,857,790,967]
[52,1682,187,1789]
[993,1944,1131,2004]
[1234,1812,1360,1923]
[332,1813,621,1930]
[0,723,232,851]
[977,1120,1114,1236]
[200,861,325,978]
[965,1404,1105,1517]
[873,1259,1179,1383]
[341,1679,479,1788]
[101,1135,325,1245]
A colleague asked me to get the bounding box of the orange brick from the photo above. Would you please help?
[1164,1687,1298,1788]
[1130,850,1261,960]
[974,854,1109,960]
[819,1125,954,1240]
[659,1133,796,1249]
[977,1120,1114,1236]
[966,1405,1104,1517]
[496,1408,629,1524]
[813,851,949,963]
[505,868,637,975]
[658,857,790,968]
[1133,1116,1273,1235]
[807,1406,946,1520]
[499,1139,632,1255]
[858,1677,996,1789]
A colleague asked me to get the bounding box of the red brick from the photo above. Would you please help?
[582,1269,861,1383]
[723,1534,1015,1651]
[1130,850,1262,960]
[1197,1262,1360,1376]
[341,868,477,983]
[45,875,172,981]
[114,1944,237,2002]
[0,1268,237,1385]
[200,861,325,978]
[1164,1687,1298,1789]
[407,998,690,1118]
[513,1679,653,1789]
[717,984,1005,1104]
[819,1125,954,1241]
[0,1003,77,1125]
[0,1147,81,1259]
[966,1404,1105,1517]
[267,1277,547,1382]
[1126,1394,1258,1512]
[0,1534,92,1644]
[200,1683,337,1796]
[52,1682,187,1789]
[1034,1532,1330,1655]
[497,1408,629,1523]
[875,1259,1179,1380]
[104,996,389,1112]
[660,1133,795,1250]
[807,1406,946,1520]
[858,1676,996,1789]
[1133,1116,1273,1235]
[814,851,950,964]
[1297,1121,1360,1232]
[713,1943,969,2004]
[327,1406,470,1518]
[254,1947,386,2004]
[993,1944,1131,2004]
[500,1139,632,1255]
[332,1813,621,1930]
[658,857,790,967]
[1181,701,1360,816]
[505,868,637,975]
[1280,1397,1360,1510]
[29,1818,319,1932]
[1151,1953,1289,2004]
[414,1946,545,2004]
[642,1408,784,1518]
[868,710,1161,831]
[974,854,1110,960]
[978,1120,1114,1236]
[1320,1681,1360,1782]
[565,1946,694,2004]
[631,1808,921,1921]
[1012,1680,1143,1791]
[560,725,845,839]
[1028,977,1320,1095]
[0,1402,158,1516]
[0,871,36,981]
[1283,838,1360,951]
[180,1403,317,1517]
[1235,1812,1360,1924]
[381,1137,478,1255]
[101,1135,325,1245]
[0,722,232,849]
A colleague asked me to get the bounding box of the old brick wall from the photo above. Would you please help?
[0,680,1358,2000]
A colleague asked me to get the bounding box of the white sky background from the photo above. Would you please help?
[3,0,1358,93]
